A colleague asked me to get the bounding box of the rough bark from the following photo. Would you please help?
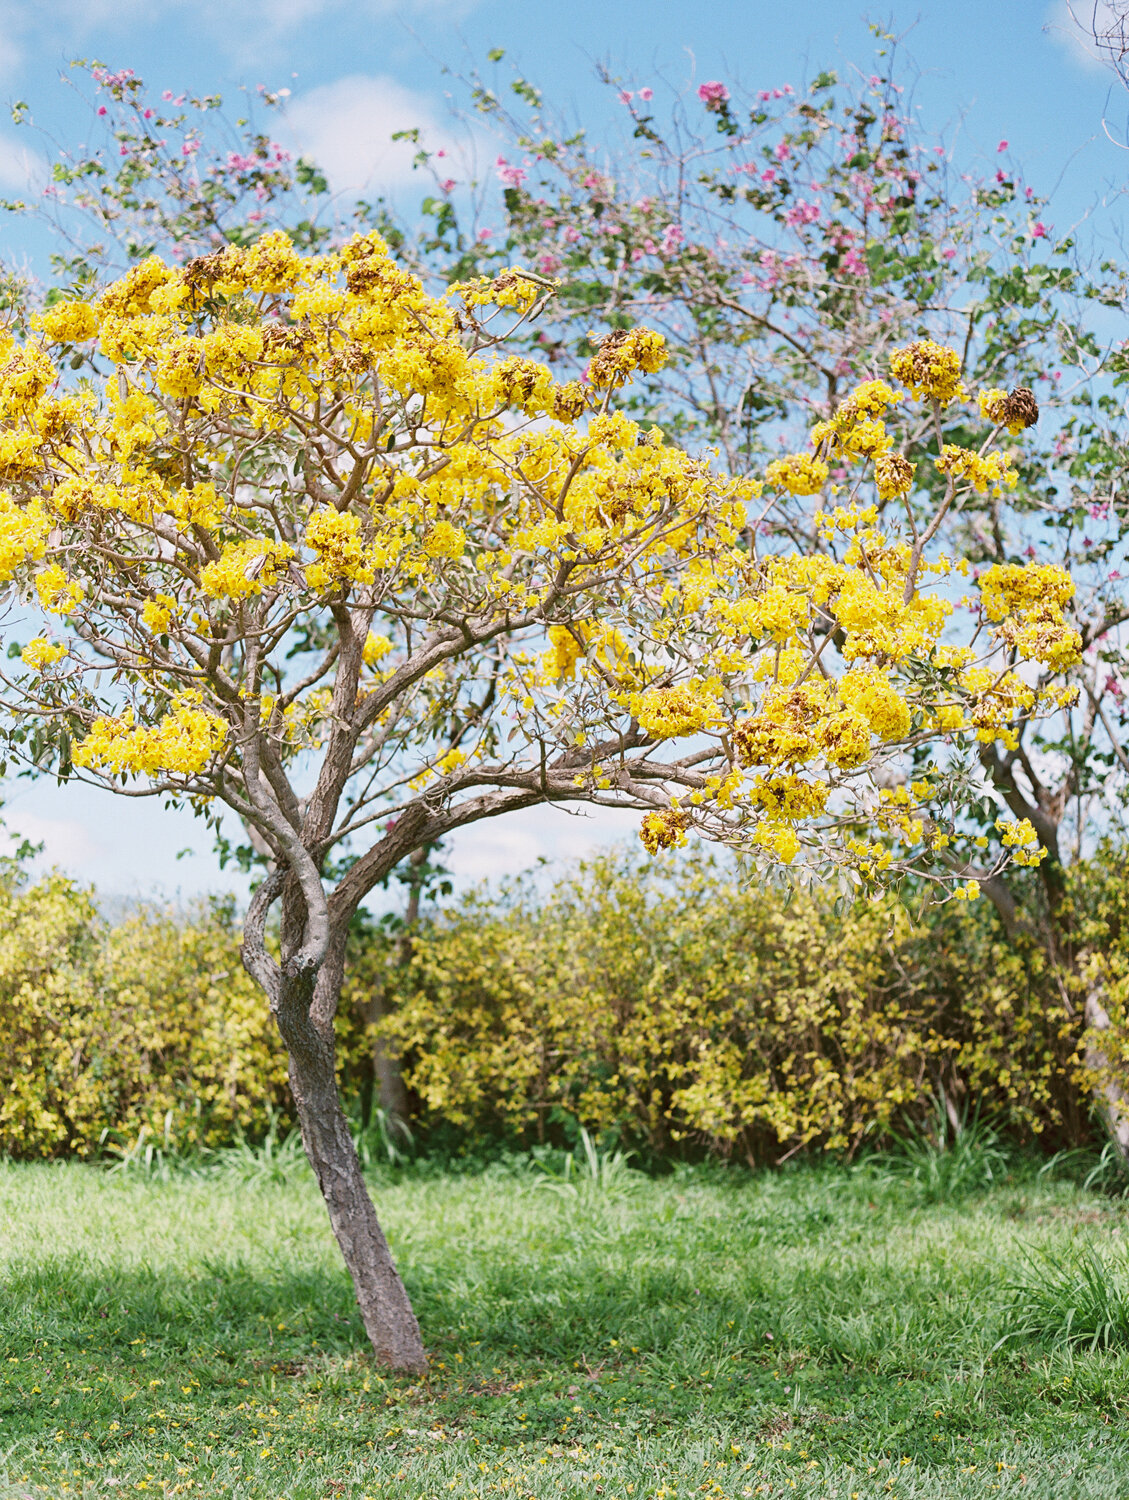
[244,884,426,1374]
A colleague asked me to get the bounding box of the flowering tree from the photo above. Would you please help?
[448,50,1129,1131]
[11,55,1119,923]
[0,221,1077,1362]
[5,63,333,284]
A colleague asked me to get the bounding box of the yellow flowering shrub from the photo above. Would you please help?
[0,875,290,1158]
[371,848,1088,1160]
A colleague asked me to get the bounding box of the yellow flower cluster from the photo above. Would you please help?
[874,453,916,500]
[889,340,964,404]
[586,328,669,390]
[35,564,83,615]
[629,682,721,740]
[936,445,1017,497]
[0,493,48,579]
[978,563,1081,670]
[639,807,691,854]
[21,638,66,671]
[748,774,829,820]
[997,816,1046,866]
[732,681,871,771]
[73,695,227,778]
[201,540,294,601]
[811,381,902,464]
[449,268,544,312]
[141,595,176,633]
[978,386,1039,435]
[363,632,393,668]
[751,821,802,863]
[304,509,375,591]
[765,453,829,496]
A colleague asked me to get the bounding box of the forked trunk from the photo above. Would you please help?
[275,967,426,1373]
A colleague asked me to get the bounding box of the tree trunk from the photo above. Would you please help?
[275,966,427,1373]
[362,990,410,1123]
[362,844,428,1130]
[1084,987,1129,1161]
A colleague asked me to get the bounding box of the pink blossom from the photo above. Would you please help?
[933,146,945,157]
[119,145,128,156]
[162,90,174,102]
[784,199,821,227]
[942,248,956,260]
[437,149,446,158]
[440,178,456,193]
[143,108,154,120]
[538,252,560,274]
[659,223,684,255]
[477,228,492,241]
[774,141,791,162]
[1032,221,1049,239]
[995,169,1006,183]
[619,90,633,105]
[564,226,581,243]
[496,158,528,189]
[97,106,107,116]
[698,81,730,104]
[761,168,776,184]
[638,87,654,102]
[997,139,1008,152]
[842,249,867,277]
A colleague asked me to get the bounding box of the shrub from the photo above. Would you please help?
[374,848,1081,1162]
[0,874,289,1158]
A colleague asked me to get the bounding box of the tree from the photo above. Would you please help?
[415,45,1129,1140]
[0,223,1076,1362]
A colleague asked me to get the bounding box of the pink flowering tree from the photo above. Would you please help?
[431,50,1129,991]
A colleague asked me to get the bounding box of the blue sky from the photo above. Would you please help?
[0,0,1125,902]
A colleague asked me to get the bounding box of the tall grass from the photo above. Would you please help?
[863,1092,1012,1203]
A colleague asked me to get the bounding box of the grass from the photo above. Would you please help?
[2,1149,1129,1498]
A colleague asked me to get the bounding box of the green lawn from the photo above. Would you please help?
[2,1155,1128,1498]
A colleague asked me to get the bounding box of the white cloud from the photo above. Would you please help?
[284,73,459,195]
[1046,0,1125,71]
[0,134,45,193]
[445,804,640,886]
[5,811,97,870]
[36,0,480,44]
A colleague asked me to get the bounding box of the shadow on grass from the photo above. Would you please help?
[1,1248,778,1368]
